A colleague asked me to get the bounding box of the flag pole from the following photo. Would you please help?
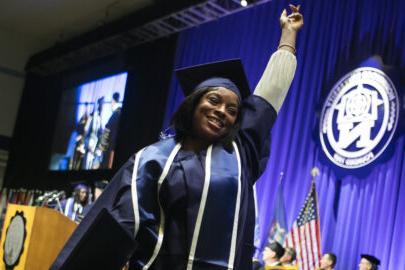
[286,167,323,269]
[278,171,284,191]
[311,166,322,265]
[279,171,284,183]
[310,167,319,183]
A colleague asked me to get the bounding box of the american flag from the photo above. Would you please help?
[285,181,321,270]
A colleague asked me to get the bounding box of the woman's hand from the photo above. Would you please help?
[277,4,303,54]
[280,4,304,32]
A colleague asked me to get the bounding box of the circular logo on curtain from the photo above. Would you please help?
[320,67,399,169]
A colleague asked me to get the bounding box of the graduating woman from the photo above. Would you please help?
[52,5,303,270]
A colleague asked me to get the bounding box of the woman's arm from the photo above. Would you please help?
[254,5,304,113]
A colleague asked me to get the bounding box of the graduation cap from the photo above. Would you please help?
[175,59,251,100]
[267,241,285,258]
[361,254,380,266]
[72,182,89,191]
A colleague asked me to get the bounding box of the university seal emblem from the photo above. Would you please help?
[320,67,399,169]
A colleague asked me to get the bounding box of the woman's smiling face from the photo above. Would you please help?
[192,87,239,143]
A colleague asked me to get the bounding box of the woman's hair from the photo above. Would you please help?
[74,187,89,204]
[170,87,242,150]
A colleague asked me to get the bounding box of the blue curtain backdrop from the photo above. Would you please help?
[162,0,405,269]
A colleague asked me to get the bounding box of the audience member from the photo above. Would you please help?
[263,241,285,267]
[61,184,90,223]
[280,247,297,266]
[317,252,337,270]
[359,254,380,270]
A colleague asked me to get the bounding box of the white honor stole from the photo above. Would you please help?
[130,138,242,270]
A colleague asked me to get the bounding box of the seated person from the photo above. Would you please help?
[82,180,110,216]
[93,180,109,201]
[61,184,90,223]
[263,241,285,267]
[317,252,337,270]
[359,254,380,270]
[280,247,297,266]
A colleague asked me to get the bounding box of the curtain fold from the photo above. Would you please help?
[162,0,405,269]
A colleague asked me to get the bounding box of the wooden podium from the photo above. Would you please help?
[0,204,77,270]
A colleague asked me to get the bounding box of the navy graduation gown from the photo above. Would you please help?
[51,95,276,270]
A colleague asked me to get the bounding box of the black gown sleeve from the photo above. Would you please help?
[50,158,137,270]
[238,95,277,182]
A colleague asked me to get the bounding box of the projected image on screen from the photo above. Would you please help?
[50,72,128,171]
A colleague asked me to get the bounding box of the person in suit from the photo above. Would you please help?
[316,252,337,270]
[263,241,285,267]
[95,92,122,169]
[280,247,297,266]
